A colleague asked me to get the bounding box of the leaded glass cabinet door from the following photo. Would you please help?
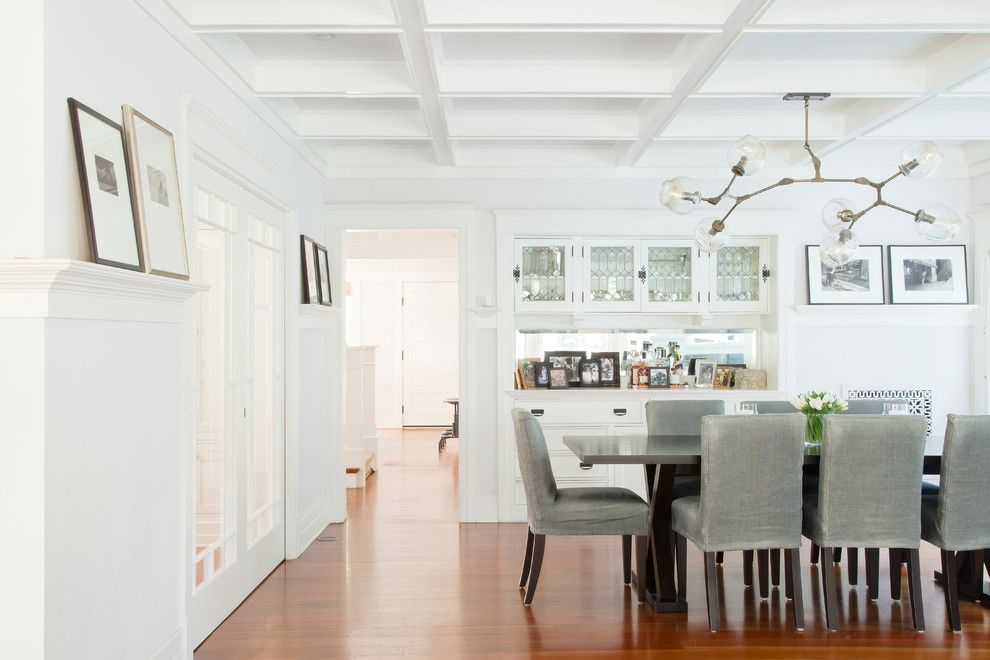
[706,238,770,313]
[641,239,703,312]
[513,238,575,312]
[580,239,642,312]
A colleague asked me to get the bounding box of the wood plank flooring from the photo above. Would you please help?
[196,428,990,658]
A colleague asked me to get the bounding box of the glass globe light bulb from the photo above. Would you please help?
[899,141,943,178]
[819,229,859,268]
[695,218,727,254]
[726,135,766,176]
[821,197,855,232]
[915,203,961,241]
[659,177,702,214]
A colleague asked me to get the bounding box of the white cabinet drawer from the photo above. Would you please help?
[522,400,642,425]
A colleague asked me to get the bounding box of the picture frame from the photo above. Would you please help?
[534,361,551,388]
[888,245,969,305]
[545,351,585,387]
[548,367,569,389]
[316,244,332,306]
[806,244,884,305]
[733,368,768,390]
[713,365,734,389]
[300,235,320,304]
[122,105,189,279]
[648,367,671,389]
[517,359,540,389]
[695,360,716,388]
[591,352,621,387]
[67,98,144,272]
[579,358,602,387]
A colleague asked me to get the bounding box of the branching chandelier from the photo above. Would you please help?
[658,92,961,267]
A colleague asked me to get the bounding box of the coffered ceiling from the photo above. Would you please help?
[154,0,990,175]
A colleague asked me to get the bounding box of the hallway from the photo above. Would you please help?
[196,429,989,658]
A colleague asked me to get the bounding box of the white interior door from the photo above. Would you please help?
[402,281,458,426]
[190,162,286,647]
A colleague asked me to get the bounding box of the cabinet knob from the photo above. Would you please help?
[530,408,544,417]
[613,408,627,416]
[512,265,521,283]
[579,462,594,471]
[638,266,647,283]
[762,264,771,282]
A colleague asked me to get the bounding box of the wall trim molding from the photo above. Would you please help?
[293,500,331,559]
[147,624,187,660]
[790,303,979,327]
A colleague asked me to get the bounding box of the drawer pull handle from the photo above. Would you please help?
[579,463,594,470]
[613,408,627,416]
[530,408,545,417]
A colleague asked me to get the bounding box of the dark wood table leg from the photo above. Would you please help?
[637,463,687,613]
[934,549,990,608]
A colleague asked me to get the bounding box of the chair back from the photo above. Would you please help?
[645,399,725,436]
[742,400,797,414]
[934,414,990,550]
[841,399,910,415]
[511,408,557,521]
[697,414,805,549]
[818,415,926,548]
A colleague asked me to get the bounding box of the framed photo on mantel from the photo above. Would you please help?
[888,245,969,305]
[806,244,884,305]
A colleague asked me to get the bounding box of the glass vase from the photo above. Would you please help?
[805,413,824,445]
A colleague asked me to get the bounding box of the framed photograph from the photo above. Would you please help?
[122,105,189,279]
[888,245,969,304]
[579,358,602,387]
[733,368,768,390]
[300,235,319,304]
[545,351,585,387]
[648,367,670,389]
[548,367,569,390]
[713,365,734,389]
[517,359,540,389]
[695,360,716,388]
[68,98,144,272]
[806,244,884,305]
[591,352,621,387]
[316,244,332,306]
[534,362,551,388]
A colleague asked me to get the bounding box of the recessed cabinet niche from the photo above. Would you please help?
[512,237,770,314]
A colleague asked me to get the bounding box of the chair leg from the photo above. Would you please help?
[635,535,647,603]
[865,548,879,600]
[519,527,535,588]
[820,546,838,631]
[523,534,546,606]
[810,542,820,565]
[889,548,903,600]
[704,551,720,632]
[622,535,632,585]
[742,549,754,587]
[770,548,781,588]
[784,549,794,600]
[675,533,687,604]
[757,549,769,599]
[833,547,843,563]
[905,548,926,632]
[788,548,805,630]
[715,551,724,565]
[848,547,858,585]
[942,550,961,632]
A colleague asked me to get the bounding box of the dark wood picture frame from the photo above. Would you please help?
[68,98,144,272]
[534,361,550,388]
[648,366,670,389]
[806,244,885,305]
[887,244,969,305]
[579,358,602,387]
[300,235,320,304]
[591,351,621,387]
[316,244,332,306]
[545,351,585,387]
[547,367,569,389]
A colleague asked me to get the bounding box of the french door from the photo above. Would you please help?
[190,161,286,647]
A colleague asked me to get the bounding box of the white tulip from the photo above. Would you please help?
[837,399,849,411]
[790,397,804,411]
[809,397,824,411]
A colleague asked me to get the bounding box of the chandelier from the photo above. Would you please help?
[658,92,960,267]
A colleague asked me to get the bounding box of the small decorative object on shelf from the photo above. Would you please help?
[713,365,734,389]
[791,391,848,445]
[517,358,540,389]
[579,358,602,387]
[591,352,621,387]
[733,368,768,390]
[648,367,670,389]
[534,362,550,388]
[545,351,585,387]
[694,360,716,388]
[547,367,569,390]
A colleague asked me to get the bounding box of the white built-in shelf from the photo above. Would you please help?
[790,304,979,327]
[470,306,501,329]
[507,388,786,400]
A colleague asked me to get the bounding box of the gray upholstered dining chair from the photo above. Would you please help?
[920,414,990,631]
[672,413,806,632]
[803,414,927,631]
[512,408,649,605]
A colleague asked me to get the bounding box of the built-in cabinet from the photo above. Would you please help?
[513,237,770,314]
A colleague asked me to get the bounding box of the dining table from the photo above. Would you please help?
[560,433,973,614]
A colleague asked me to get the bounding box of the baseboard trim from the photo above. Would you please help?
[148,624,186,660]
[294,501,330,557]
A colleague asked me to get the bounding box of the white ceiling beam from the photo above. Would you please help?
[813,34,990,159]
[446,111,638,139]
[178,0,398,29]
[392,0,453,165]
[616,0,776,167]
[421,0,737,28]
[437,62,672,96]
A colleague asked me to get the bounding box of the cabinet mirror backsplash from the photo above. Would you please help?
[514,329,765,390]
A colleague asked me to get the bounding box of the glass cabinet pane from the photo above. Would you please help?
[587,246,636,302]
[714,246,761,302]
[648,246,692,302]
[520,245,567,302]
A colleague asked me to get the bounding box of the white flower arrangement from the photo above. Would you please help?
[790,391,848,415]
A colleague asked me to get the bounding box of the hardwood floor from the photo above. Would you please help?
[196,428,990,658]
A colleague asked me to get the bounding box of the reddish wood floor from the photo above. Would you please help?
[197,428,990,658]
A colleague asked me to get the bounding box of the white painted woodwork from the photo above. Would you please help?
[345,346,379,471]
[402,281,459,425]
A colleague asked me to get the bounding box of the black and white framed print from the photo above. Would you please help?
[806,244,884,305]
[300,235,319,304]
[316,245,332,306]
[68,98,144,272]
[591,352,621,387]
[888,245,969,304]
[579,358,602,387]
[545,351,585,387]
[122,105,189,279]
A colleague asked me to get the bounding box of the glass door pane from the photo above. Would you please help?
[714,245,761,303]
[648,246,693,303]
[520,244,567,303]
[587,245,636,303]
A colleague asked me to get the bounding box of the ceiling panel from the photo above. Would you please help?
[237,32,405,62]
[438,32,688,61]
